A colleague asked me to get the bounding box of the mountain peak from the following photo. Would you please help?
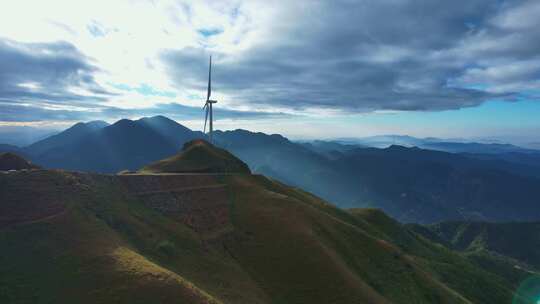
[112,118,136,126]
[386,144,412,151]
[141,139,250,174]
[137,115,194,134]
[140,115,174,122]
[67,120,108,132]
[27,120,108,154]
[85,120,109,129]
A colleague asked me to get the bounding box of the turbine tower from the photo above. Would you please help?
[203,55,217,143]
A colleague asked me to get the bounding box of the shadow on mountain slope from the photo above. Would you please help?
[1,143,536,303]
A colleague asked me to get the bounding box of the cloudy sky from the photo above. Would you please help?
[1,0,539,146]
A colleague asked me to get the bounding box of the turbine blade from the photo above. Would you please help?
[206,55,212,101]
[203,106,209,133]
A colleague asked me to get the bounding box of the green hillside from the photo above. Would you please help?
[410,221,540,270]
[407,221,540,304]
[0,147,537,303]
[141,139,250,174]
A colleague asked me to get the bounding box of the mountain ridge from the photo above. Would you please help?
[1,148,537,303]
[141,139,250,174]
[24,116,204,173]
[2,115,540,224]
[332,135,540,154]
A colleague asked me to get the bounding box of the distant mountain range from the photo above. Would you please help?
[19,116,204,172]
[333,135,540,154]
[0,126,57,146]
[2,115,540,224]
[227,135,540,223]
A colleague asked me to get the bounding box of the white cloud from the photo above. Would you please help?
[492,0,540,30]
[0,0,539,136]
[0,0,276,111]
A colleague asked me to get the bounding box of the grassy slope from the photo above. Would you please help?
[251,177,528,303]
[408,220,540,304]
[142,140,250,174]
[413,221,540,269]
[350,209,523,303]
[224,175,522,303]
[0,171,262,304]
[0,170,533,303]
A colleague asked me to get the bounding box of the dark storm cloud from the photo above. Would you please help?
[0,102,286,123]
[102,102,289,120]
[0,38,109,108]
[0,103,91,122]
[162,0,540,112]
[0,37,286,123]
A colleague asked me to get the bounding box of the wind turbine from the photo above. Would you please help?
[203,55,217,143]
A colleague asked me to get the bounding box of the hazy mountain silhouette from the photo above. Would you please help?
[0,144,21,153]
[0,127,57,147]
[321,141,540,179]
[330,145,540,223]
[422,141,539,154]
[28,120,109,156]
[213,129,357,205]
[462,152,540,178]
[26,116,204,173]
[3,115,540,223]
[215,131,540,223]
[335,135,539,154]
[299,140,361,159]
